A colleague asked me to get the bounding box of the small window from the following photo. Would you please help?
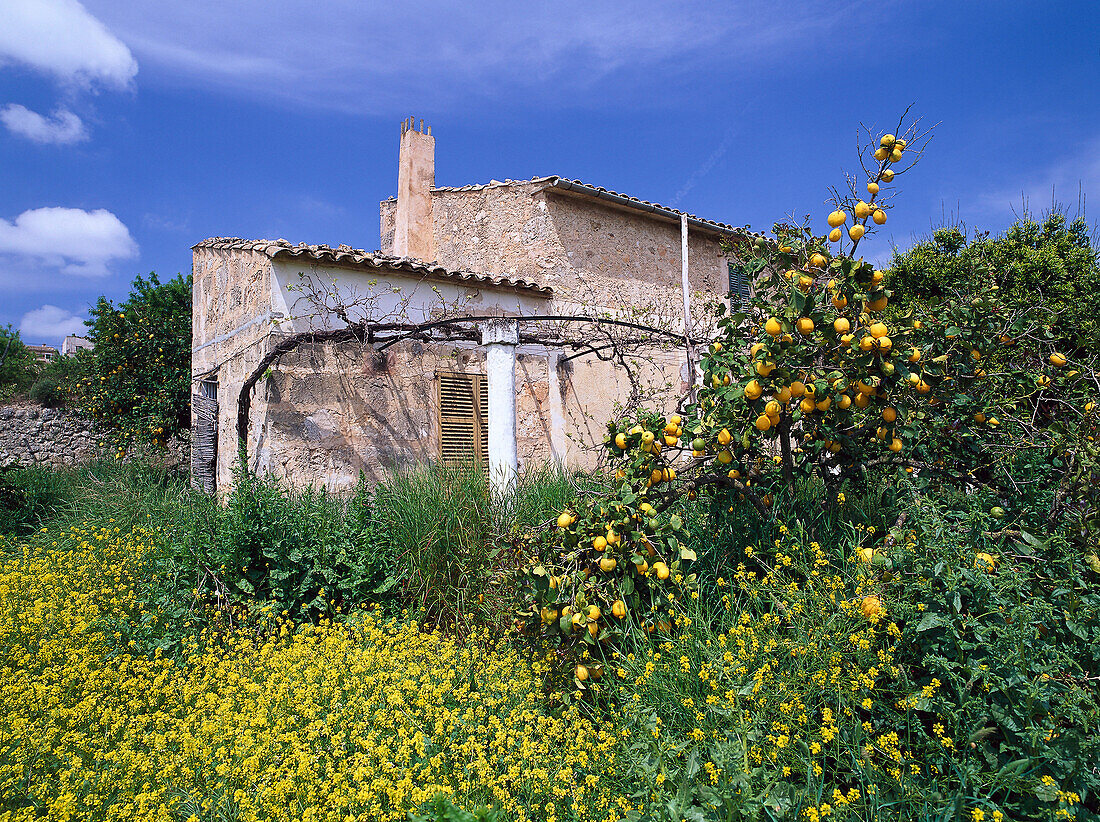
[437,372,488,466]
[728,261,752,307]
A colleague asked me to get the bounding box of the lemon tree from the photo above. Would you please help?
[518,120,1100,689]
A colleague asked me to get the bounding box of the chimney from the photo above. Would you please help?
[393,116,435,260]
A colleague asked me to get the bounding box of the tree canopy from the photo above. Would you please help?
[76,273,192,450]
[888,211,1100,355]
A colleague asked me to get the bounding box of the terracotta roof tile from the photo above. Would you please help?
[192,237,552,296]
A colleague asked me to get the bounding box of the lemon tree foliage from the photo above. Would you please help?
[76,273,192,452]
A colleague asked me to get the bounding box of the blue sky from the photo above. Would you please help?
[1,0,1097,347]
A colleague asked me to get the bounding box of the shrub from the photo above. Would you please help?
[193,470,398,619]
[27,373,65,408]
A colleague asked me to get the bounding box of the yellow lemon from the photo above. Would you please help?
[861,595,884,621]
[827,209,848,227]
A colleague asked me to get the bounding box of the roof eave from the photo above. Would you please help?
[540,177,750,240]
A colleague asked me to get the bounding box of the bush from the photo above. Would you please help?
[188,470,398,620]
[27,373,65,408]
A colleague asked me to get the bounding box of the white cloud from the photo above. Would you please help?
[0,104,87,144]
[0,0,137,89]
[79,0,849,112]
[0,207,137,277]
[19,304,86,339]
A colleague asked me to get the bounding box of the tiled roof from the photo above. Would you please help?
[192,238,552,296]
[422,175,763,239]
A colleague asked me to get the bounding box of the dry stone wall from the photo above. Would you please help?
[0,405,189,470]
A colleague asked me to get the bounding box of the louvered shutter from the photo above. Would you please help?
[728,261,751,306]
[438,373,488,467]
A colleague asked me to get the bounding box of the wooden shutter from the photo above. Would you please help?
[728,261,751,307]
[438,373,488,466]
[191,392,218,493]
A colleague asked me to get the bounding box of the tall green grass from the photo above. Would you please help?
[0,458,603,635]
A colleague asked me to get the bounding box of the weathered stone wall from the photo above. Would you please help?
[0,405,189,470]
[191,245,280,492]
[250,338,556,491]
[428,181,729,312]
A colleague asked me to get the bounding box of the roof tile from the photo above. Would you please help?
[191,238,552,296]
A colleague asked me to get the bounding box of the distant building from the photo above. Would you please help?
[62,336,94,356]
[26,344,59,364]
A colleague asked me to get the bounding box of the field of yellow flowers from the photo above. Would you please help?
[1,460,1098,822]
[0,523,627,822]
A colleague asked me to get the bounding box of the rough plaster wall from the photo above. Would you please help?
[555,345,685,470]
[379,199,397,255]
[191,246,277,492]
[429,183,728,313]
[427,183,723,468]
[255,340,554,491]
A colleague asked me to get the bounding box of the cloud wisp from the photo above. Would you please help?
[19,304,87,341]
[0,104,87,144]
[0,0,137,89]
[81,0,848,113]
[0,206,138,278]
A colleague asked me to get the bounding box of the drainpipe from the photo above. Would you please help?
[482,319,518,494]
[680,214,696,403]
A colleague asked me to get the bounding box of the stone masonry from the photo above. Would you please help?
[0,405,189,470]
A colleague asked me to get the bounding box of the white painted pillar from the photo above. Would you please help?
[482,319,518,493]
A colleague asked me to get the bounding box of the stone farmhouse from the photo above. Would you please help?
[191,119,757,494]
